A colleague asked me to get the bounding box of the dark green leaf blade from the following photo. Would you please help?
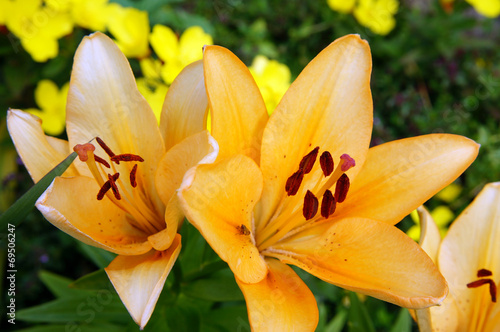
[0,151,77,233]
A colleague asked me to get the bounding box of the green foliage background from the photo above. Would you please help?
[1,0,499,331]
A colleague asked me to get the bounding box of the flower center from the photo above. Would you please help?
[257,146,355,250]
[73,138,162,234]
[467,268,497,303]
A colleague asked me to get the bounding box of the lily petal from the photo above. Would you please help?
[267,217,448,309]
[438,182,500,330]
[148,195,183,251]
[36,176,152,255]
[105,235,181,329]
[334,134,479,225]
[7,109,79,182]
[178,154,268,283]
[159,60,209,150]
[203,45,268,162]
[417,206,441,263]
[258,34,373,225]
[155,130,218,206]
[236,258,318,331]
[65,32,164,194]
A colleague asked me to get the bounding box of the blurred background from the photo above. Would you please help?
[1,0,499,331]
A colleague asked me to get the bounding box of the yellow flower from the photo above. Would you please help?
[26,79,69,136]
[106,4,150,58]
[327,0,357,13]
[414,182,500,332]
[70,0,110,31]
[7,32,215,328]
[353,0,399,35]
[467,0,500,18]
[5,0,73,62]
[150,25,213,85]
[136,77,169,122]
[177,35,479,330]
[249,55,291,115]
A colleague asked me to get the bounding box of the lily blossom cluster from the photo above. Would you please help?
[7,32,481,330]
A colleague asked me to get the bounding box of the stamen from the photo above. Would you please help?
[303,190,318,220]
[478,269,493,277]
[108,173,121,200]
[320,151,334,176]
[73,143,95,162]
[97,173,119,200]
[94,155,110,168]
[334,173,350,203]
[299,146,319,174]
[467,278,497,303]
[285,170,304,196]
[237,224,251,235]
[130,164,138,188]
[96,137,116,158]
[321,189,336,218]
[111,154,144,163]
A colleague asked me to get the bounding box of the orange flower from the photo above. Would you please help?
[178,35,479,330]
[414,182,500,332]
[7,32,216,328]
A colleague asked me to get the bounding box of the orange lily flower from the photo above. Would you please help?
[414,182,500,332]
[7,32,217,328]
[177,35,480,330]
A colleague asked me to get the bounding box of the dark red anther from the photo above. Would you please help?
[108,173,121,200]
[320,151,334,176]
[96,137,116,158]
[130,164,138,188]
[321,189,336,218]
[467,278,497,303]
[477,269,493,278]
[111,154,144,163]
[334,173,350,203]
[97,181,111,200]
[285,170,304,196]
[340,154,356,172]
[303,190,319,220]
[299,146,319,174]
[94,155,110,168]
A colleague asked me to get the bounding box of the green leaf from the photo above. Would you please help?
[16,323,125,332]
[77,241,116,269]
[201,305,249,332]
[324,309,348,332]
[182,270,244,302]
[17,296,130,324]
[70,269,112,291]
[347,292,375,332]
[0,151,77,235]
[39,270,91,298]
[389,308,412,332]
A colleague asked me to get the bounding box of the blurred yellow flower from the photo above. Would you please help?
[136,78,169,122]
[107,4,150,58]
[249,55,291,115]
[5,0,73,62]
[71,0,110,31]
[354,0,398,35]
[26,79,69,136]
[435,182,462,202]
[467,0,500,18]
[326,0,356,13]
[150,25,213,85]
